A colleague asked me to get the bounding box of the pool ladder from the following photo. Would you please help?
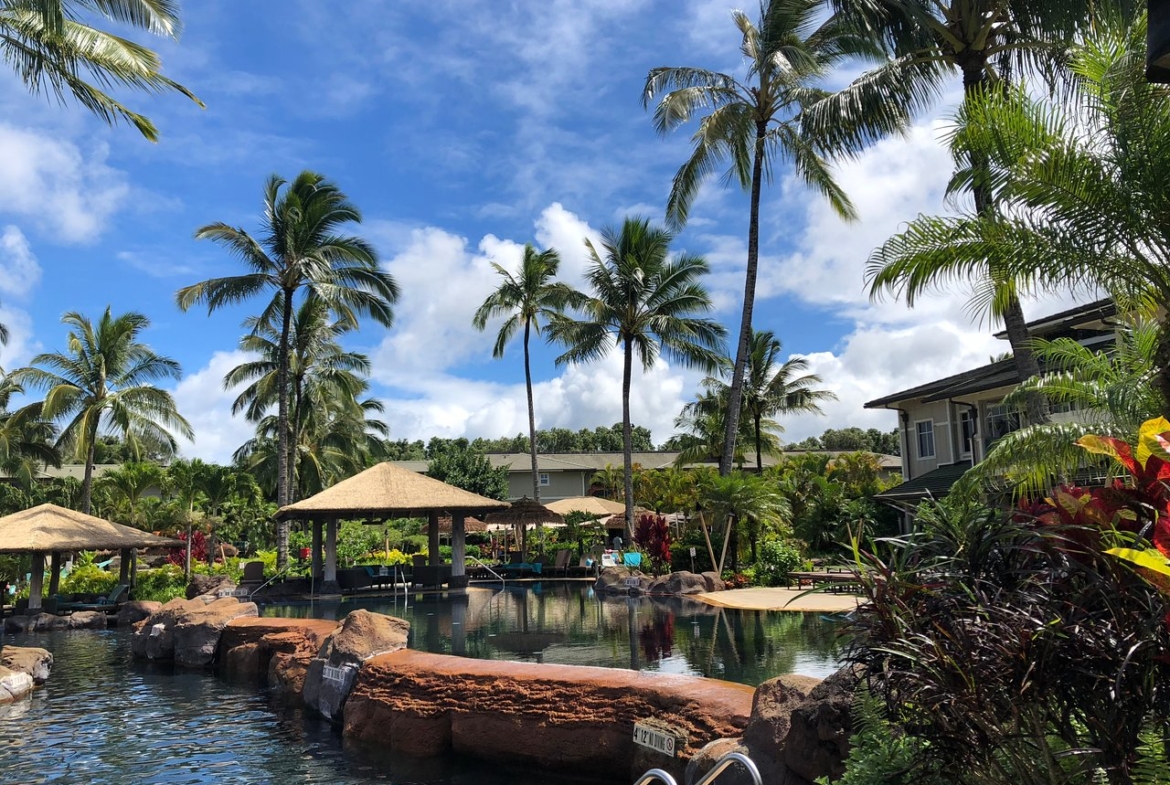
[633,752,762,785]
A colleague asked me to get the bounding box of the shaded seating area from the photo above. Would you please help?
[276,462,510,593]
[53,583,129,615]
[0,503,182,613]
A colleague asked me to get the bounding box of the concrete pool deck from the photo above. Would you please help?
[696,587,861,613]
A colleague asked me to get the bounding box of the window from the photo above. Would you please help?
[959,410,976,456]
[538,472,550,486]
[916,421,936,459]
[985,404,1021,446]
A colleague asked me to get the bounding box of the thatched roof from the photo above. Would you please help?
[484,497,564,527]
[0,503,183,553]
[437,515,487,534]
[277,462,511,520]
[545,495,625,518]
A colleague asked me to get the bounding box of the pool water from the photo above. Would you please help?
[264,583,843,685]
[0,586,842,784]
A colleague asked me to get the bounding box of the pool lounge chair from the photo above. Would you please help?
[550,549,571,577]
[57,583,129,614]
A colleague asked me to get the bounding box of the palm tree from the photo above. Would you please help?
[472,244,580,503]
[12,307,191,513]
[835,0,1113,426]
[226,298,373,497]
[684,330,835,471]
[177,171,398,570]
[0,373,59,487]
[644,0,925,477]
[548,217,726,534]
[700,471,790,572]
[2,0,201,140]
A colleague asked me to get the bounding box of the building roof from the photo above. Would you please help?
[866,299,1118,410]
[874,461,973,502]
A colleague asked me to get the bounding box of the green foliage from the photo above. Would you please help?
[60,564,117,596]
[133,565,186,603]
[793,427,901,456]
[822,689,941,785]
[752,539,804,587]
[425,438,508,500]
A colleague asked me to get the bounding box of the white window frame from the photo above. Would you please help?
[915,420,936,459]
[958,410,976,458]
[538,472,550,487]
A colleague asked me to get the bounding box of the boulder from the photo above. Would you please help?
[117,600,162,627]
[660,572,709,596]
[303,609,410,722]
[744,674,822,755]
[131,596,258,667]
[0,666,33,704]
[594,566,652,595]
[784,666,863,783]
[344,649,753,781]
[218,617,340,692]
[700,572,726,592]
[185,573,234,600]
[685,738,748,785]
[1,646,52,684]
[5,612,107,632]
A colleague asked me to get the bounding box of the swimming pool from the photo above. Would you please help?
[263,583,842,686]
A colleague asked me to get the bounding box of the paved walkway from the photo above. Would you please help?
[696,586,861,613]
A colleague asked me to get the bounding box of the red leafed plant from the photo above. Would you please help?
[167,530,207,566]
[633,513,672,575]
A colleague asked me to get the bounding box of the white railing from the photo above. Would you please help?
[468,556,506,586]
[632,751,762,785]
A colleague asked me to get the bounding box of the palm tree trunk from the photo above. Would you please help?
[622,336,635,541]
[754,413,763,473]
[524,319,540,503]
[81,434,96,515]
[721,122,766,477]
[275,287,294,571]
[288,373,302,504]
[962,61,1046,427]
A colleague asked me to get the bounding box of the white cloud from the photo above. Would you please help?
[0,226,42,298]
[0,125,129,242]
[171,350,253,463]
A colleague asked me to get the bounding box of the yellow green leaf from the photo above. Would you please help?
[1138,416,1170,468]
[1106,546,1170,578]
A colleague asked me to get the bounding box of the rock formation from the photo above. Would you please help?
[302,609,410,722]
[131,596,257,667]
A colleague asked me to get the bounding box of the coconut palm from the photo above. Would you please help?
[644,0,927,477]
[548,217,727,533]
[673,384,759,468]
[472,244,580,503]
[225,297,373,496]
[685,330,835,471]
[0,373,59,487]
[11,308,191,514]
[2,0,201,140]
[700,471,790,573]
[836,0,1117,426]
[177,171,398,569]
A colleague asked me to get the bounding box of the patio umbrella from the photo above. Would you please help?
[484,497,564,559]
[545,496,624,519]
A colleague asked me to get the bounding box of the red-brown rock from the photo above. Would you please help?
[0,646,52,684]
[784,666,862,782]
[131,597,258,666]
[344,649,753,781]
[218,617,339,696]
[302,610,409,722]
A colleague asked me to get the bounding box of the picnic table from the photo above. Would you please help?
[787,569,862,593]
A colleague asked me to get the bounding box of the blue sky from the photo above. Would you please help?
[0,0,1078,463]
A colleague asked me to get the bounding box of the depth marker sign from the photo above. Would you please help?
[632,722,676,756]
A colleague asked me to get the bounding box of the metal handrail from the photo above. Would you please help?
[631,752,762,785]
[632,769,677,785]
[468,556,506,585]
[248,565,293,601]
[694,752,762,785]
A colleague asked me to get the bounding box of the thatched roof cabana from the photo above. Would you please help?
[276,462,509,520]
[0,503,182,612]
[275,462,509,591]
[484,496,564,527]
[437,515,486,534]
[0,503,182,553]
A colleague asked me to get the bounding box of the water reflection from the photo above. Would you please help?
[265,583,841,685]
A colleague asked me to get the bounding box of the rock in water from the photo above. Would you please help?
[0,666,33,704]
[0,646,53,684]
[303,609,410,722]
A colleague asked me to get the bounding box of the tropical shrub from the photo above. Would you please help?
[133,565,187,603]
[633,512,672,574]
[167,530,207,566]
[61,564,117,596]
[752,539,803,586]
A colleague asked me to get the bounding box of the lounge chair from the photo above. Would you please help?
[568,555,593,578]
[622,552,643,569]
[550,549,571,577]
[238,560,266,591]
[57,583,129,614]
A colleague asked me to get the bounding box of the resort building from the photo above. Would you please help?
[864,299,1115,510]
[393,450,901,503]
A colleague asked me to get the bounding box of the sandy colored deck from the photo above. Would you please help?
[696,586,861,613]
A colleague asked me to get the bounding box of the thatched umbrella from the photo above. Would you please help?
[545,495,625,519]
[484,497,564,560]
[277,462,510,591]
[0,503,183,611]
